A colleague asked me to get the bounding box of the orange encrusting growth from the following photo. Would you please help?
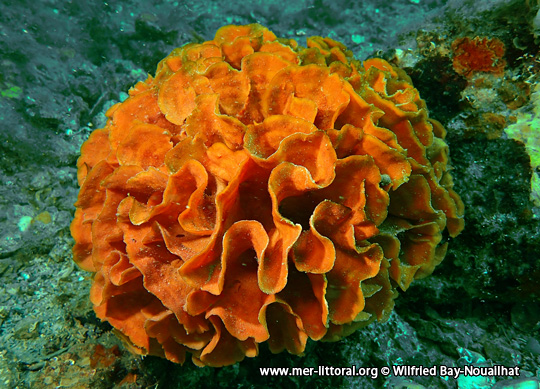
[71,24,464,367]
[451,36,506,78]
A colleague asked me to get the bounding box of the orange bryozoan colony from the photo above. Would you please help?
[71,24,464,367]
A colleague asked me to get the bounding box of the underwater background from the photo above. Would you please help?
[0,0,539,388]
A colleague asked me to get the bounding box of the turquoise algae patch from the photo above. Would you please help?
[505,84,540,208]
